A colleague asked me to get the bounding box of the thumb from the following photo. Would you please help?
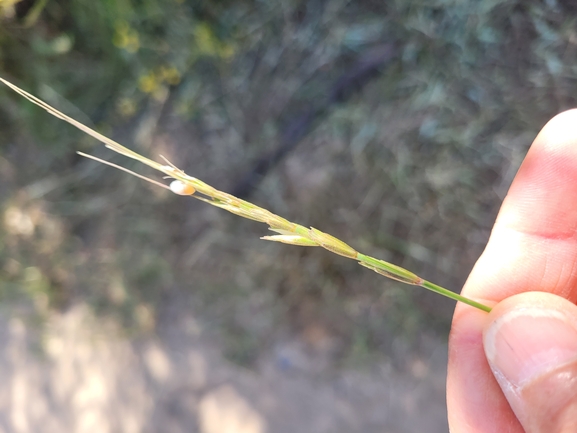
[483,292,577,433]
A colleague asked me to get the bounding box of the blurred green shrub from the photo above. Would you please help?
[0,0,242,154]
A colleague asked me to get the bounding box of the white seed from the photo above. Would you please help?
[169,180,195,195]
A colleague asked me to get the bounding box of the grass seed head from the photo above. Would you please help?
[0,76,492,313]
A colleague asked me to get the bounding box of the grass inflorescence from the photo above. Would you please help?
[0,76,492,313]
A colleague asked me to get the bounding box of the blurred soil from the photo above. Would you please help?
[0,300,448,433]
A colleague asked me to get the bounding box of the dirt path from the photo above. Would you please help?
[0,303,448,433]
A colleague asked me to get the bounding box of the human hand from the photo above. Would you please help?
[447,109,577,432]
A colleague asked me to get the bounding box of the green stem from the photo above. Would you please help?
[420,280,492,313]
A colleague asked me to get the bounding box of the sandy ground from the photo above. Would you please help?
[0,299,449,433]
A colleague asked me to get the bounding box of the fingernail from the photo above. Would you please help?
[485,308,577,387]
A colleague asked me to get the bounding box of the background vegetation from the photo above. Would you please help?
[1,0,576,370]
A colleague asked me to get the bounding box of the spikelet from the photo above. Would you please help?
[307,227,358,259]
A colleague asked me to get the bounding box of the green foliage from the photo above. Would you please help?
[0,0,242,153]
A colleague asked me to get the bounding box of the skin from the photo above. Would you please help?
[447,109,577,432]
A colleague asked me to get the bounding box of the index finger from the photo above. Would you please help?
[447,109,577,432]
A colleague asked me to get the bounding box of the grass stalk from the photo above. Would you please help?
[0,76,492,313]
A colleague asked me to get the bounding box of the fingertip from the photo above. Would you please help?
[536,108,577,154]
[461,108,577,303]
[497,108,577,238]
[483,292,577,432]
[483,292,577,363]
